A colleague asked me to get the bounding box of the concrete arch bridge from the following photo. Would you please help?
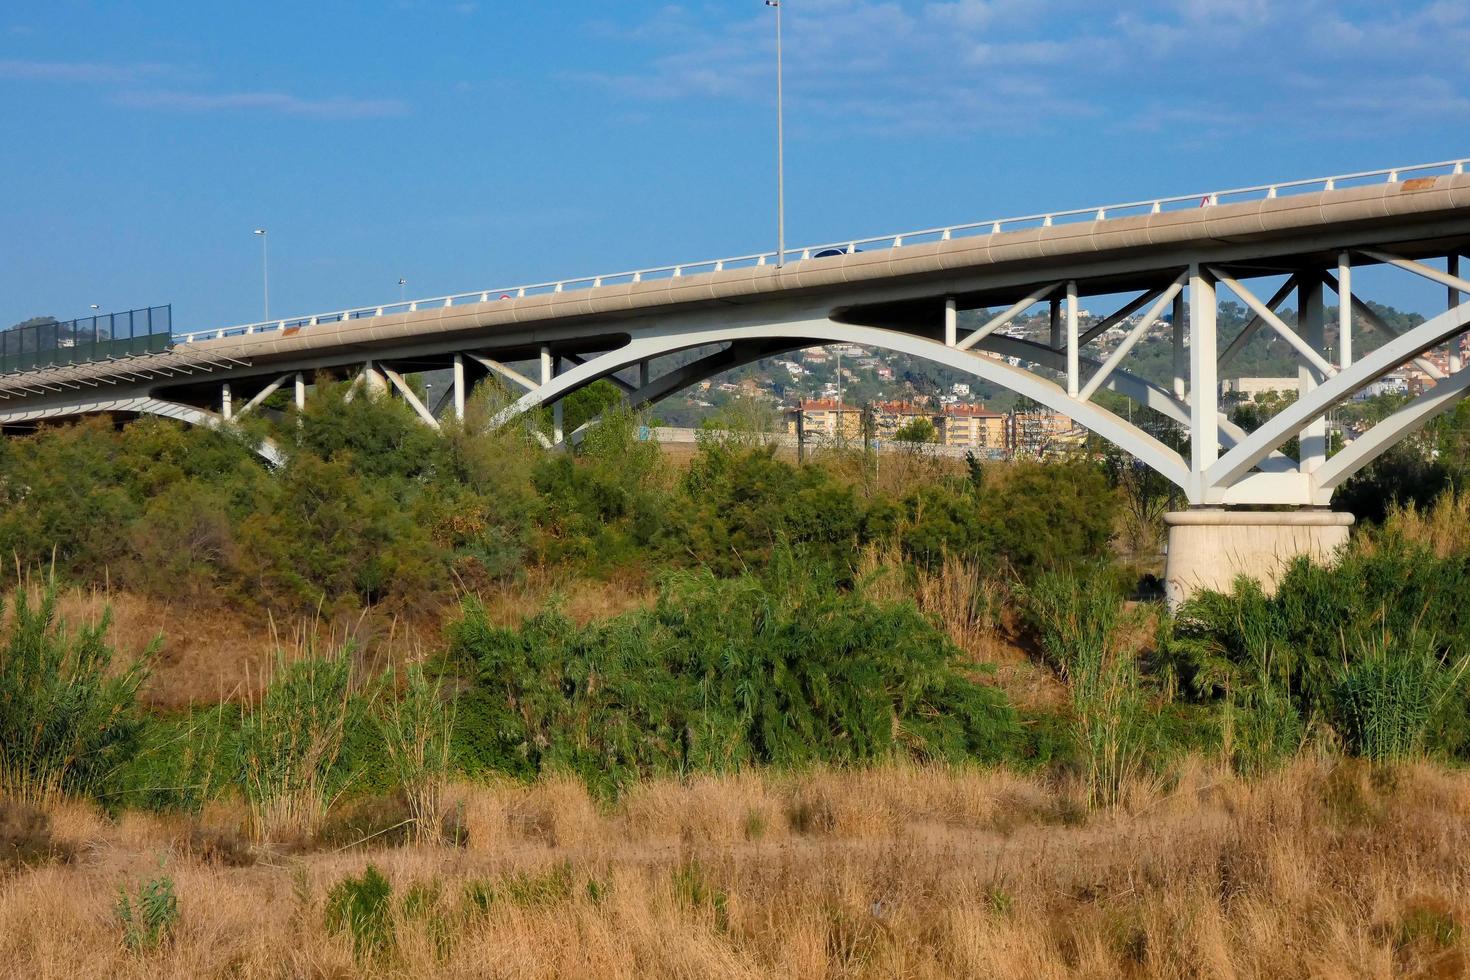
[3,159,1469,598]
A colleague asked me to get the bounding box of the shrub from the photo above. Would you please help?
[0,585,153,803]
[1172,537,1470,762]
[116,873,180,953]
[326,864,395,962]
[112,706,237,814]
[975,461,1119,578]
[448,567,1023,792]
[673,443,866,576]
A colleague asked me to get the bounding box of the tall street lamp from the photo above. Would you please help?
[253,229,270,323]
[399,278,408,304]
[766,0,785,268]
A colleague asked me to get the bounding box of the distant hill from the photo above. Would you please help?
[5,316,61,333]
[650,300,1429,427]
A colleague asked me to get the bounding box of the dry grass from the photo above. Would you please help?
[465,567,657,629]
[1378,492,1470,558]
[6,758,1470,977]
[857,545,1067,709]
[28,573,654,711]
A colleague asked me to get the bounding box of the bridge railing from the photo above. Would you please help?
[3,306,172,375]
[178,157,1470,345]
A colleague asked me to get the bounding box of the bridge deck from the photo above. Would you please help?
[181,172,1470,371]
[2,171,1469,405]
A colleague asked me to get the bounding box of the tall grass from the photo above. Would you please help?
[11,759,1470,978]
[377,665,454,844]
[238,644,358,842]
[0,585,153,803]
[856,544,1006,658]
[1025,569,1152,808]
[1334,629,1470,762]
[1377,490,1470,558]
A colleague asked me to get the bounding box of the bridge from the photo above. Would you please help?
[4,159,1469,599]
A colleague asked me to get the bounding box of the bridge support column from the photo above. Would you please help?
[294,372,306,410]
[452,354,466,421]
[362,361,388,398]
[221,383,233,421]
[1298,278,1327,471]
[540,345,563,445]
[1452,254,1463,374]
[1163,509,1354,606]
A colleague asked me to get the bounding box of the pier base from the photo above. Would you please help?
[1164,509,1354,606]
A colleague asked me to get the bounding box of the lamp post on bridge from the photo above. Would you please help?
[253,229,270,323]
[766,0,785,269]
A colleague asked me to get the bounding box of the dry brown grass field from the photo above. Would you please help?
[4,758,1470,979]
[42,570,657,711]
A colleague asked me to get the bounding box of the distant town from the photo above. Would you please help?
[646,299,1455,458]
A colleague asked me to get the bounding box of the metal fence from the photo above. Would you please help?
[0,305,172,375]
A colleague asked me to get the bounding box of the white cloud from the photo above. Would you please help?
[0,58,170,83]
[1,58,410,120]
[574,1,1470,140]
[112,89,411,119]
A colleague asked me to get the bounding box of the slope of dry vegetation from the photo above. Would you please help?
[6,397,1470,978]
[5,759,1470,979]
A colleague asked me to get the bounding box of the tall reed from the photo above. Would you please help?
[1334,629,1469,762]
[0,584,153,803]
[856,543,1005,657]
[1025,568,1152,808]
[238,643,357,842]
[378,664,455,844]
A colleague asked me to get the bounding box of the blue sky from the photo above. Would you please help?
[2,0,1467,331]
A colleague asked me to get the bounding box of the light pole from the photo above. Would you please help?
[253,229,269,323]
[766,0,785,268]
[399,278,408,304]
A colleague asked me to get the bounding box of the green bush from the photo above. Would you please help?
[111,706,238,814]
[1170,537,1470,761]
[448,567,1022,792]
[673,443,866,576]
[326,864,395,962]
[0,586,153,803]
[116,872,180,953]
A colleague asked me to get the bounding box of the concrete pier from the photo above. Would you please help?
[1164,509,1354,605]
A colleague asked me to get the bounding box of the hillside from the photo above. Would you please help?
[651,300,1425,426]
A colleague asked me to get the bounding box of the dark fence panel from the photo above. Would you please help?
[0,305,171,375]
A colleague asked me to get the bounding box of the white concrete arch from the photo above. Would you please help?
[0,396,284,466]
[490,317,1193,492]
[1206,300,1470,493]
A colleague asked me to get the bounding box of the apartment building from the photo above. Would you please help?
[786,399,865,439]
[939,404,1008,450]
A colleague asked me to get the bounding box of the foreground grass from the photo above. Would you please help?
[5,759,1470,978]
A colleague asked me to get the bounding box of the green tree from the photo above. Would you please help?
[892,416,937,444]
